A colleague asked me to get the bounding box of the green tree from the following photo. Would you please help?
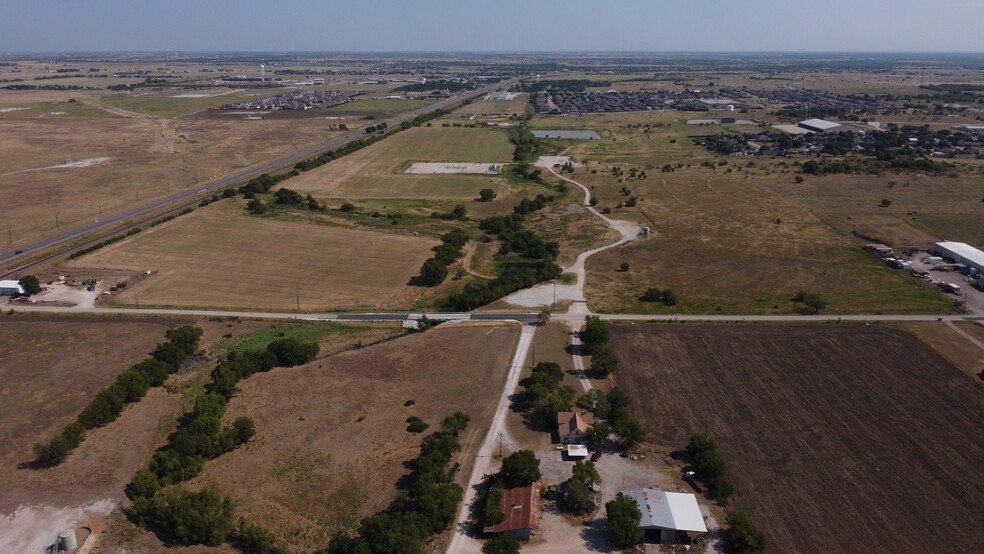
[134,486,235,546]
[580,316,609,353]
[585,421,611,450]
[605,495,642,549]
[619,262,630,272]
[500,450,541,488]
[246,198,267,214]
[18,275,41,295]
[572,459,601,487]
[614,418,647,449]
[565,476,595,514]
[641,287,661,302]
[127,469,161,499]
[590,344,619,376]
[452,204,468,219]
[479,188,498,202]
[724,510,766,554]
[803,293,827,313]
[419,259,449,286]
[267,337,319,366]
[577,389,610,419]
[440,411,470,435]
[537,309,551,325]
[661,289,679,306]
[482,533,520,554]
[165,325,203,355]
[794,175,805,183]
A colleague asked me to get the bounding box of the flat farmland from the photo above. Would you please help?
[0,113,346,248]
[190,324,520,552]
[611,323,984,554]
[286,126,514,200]
[65,206,438,311]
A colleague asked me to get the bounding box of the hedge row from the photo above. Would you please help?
[325,421,466,554]
[32,326,203,467]
[68,208,193,260]
[418,229,469,286]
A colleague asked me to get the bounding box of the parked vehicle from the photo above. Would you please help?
[591,450,603,462]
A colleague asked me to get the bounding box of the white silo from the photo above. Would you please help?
[59,529,78,551]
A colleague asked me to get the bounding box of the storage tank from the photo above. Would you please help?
[725,104,735,111]
[59,529,78,551]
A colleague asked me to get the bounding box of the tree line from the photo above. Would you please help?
[32,325,203,467]
[324,413,470,554]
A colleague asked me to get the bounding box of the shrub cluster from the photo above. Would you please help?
[724,509,766,553]
[430,204,467,220]
[326,419,466,554]
[418,229,469,286]
[640,286,678,306]
[33,326,203,467]
[686,432,735,500]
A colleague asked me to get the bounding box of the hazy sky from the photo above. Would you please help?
[2,0,981,53]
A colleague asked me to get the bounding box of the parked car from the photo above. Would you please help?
[590,450,603,462]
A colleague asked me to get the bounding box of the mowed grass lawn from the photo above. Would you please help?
[543,112,957,314]
[287,126,514,200]
[67,206,439,311]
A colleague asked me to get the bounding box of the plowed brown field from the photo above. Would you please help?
[611,323,984,553]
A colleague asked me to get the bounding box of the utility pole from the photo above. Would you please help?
[498,433,503,458]
[7,229,11,246]
[296,281,300,311]
[54,214,59,228]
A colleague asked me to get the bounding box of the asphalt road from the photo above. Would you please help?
[0,78,518,276]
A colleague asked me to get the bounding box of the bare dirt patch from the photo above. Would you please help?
[186,324,520,552]
[611,323,984,554]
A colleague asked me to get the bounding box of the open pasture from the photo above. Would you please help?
[0,115,346,248]
[189,324,520,551]
[286,126,514,201]
[532,111,962,313]
[99,88,274,118]
[65,206,439,311]
[612,323,984,554]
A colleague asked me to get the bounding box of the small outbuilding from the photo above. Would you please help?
[557,411,594,444]
[483,482,542,540]
[566,444,589,458]
[0,280,24,296]
[620,488,707,543]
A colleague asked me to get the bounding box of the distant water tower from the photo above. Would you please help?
[260,64,265,78]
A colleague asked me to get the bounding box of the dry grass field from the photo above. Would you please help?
[188,324,520,551]
[0,108,347,248]
[285,126,514,201]
[526,111,964,313]
[99,89,284,118]
[611,323,984,554]
[64,204,439,311]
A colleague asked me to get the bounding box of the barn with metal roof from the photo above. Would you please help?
[935,241,984,276]
[620,488,707,543]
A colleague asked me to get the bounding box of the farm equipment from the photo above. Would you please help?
[683,471,706,494]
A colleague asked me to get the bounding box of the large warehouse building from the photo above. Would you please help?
[935,241,984,275]
[798,118,852,134]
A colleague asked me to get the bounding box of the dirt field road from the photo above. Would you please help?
[505,156,640,311]
[447,323,536,554]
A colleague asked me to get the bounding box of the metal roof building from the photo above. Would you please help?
[798,118,851,134]
[483,482,542,540]
[620,488,707,543]
[0,280,24,296]
[935,241,984,275]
